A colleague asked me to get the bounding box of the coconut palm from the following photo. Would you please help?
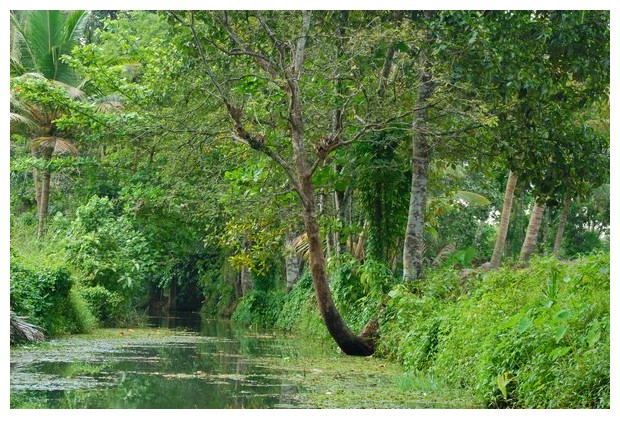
[10,10,90,237]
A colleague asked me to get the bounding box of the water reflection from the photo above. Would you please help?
[10,314,300,409]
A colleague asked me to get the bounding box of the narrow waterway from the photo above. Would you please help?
[10,313,475,409]
[10,314,303,408]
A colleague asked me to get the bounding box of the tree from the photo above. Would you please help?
[464,11,611,267]
[172,10,385,355]
[10,10,90,237]
[402,11,436,281]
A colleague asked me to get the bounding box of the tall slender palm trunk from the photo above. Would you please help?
[31,146,41,208]
[519,202,546,264]
[36,146,54,238]
[490,171,518,268]
[553,194,572,257]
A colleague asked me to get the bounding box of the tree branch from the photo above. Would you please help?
[186,11,301,195]
[219,12,283,82]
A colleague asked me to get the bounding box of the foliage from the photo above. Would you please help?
[275,271,325,336]
[231,259,287,326]
[10,255,96,336]
[62,196,157,323]
[8,11,611,407]
[231,287,287,327]
[328,256,394,331]
[379,252,609,408]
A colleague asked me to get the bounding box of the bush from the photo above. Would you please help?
[78,285,126,325]
[275,271,328,339]
[10,258,96,336]
[329,256,395,332]
[63,196,156,322]
[232,287,286,327]
[379,253,610,408]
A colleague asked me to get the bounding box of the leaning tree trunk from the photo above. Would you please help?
[490,171,518,268]
[300,178,374,356]
[288,12,372,356]
[403,41,434,282]
[519,202,546,264]
[553,194,572,257]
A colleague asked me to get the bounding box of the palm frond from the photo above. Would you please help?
[10,112,38,131]
[432,243,456,267]
[11,10,86,86]
[93,94,124,112]
[31,136,78,155]
[50,79,86,99]
[455,190,490,207]
[10,312,45,344]
[64,10,89,47]
[292,233,310,261]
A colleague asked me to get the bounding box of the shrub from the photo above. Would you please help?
[232,287,286,327]
[10,258,96,336]
[329,256,395,332]
[275,271,327,337]
[379,252,610,408]
[63,196,156,322]
[78,285,126,325]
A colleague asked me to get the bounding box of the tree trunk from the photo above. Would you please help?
[193,10,373,355]
[331,14,349,258]
[541,209,551,253]
[333,180,348,256]
[288,12,372,355]
[36,147,54,239]
[301,181,374,355]
[553,194,571,257]
[31,146,41,209]
[167,278,177,311]
[285,233,302,292]
[239,267,253,296]
[318,191,332,260]
[489,171,518,268]
[403,43,434,282]
[519,202,545,264]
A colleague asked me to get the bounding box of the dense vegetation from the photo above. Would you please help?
[10,10,609,408]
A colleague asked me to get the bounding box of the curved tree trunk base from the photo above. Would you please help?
[320,305,375,356]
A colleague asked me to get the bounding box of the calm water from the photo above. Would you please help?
[10,314,302,409]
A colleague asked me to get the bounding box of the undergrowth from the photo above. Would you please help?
[379,252,610,408]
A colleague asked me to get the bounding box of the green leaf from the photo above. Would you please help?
[555,309,571,320]
[554,325,567,343]
[500,313,522,330]
[517,317,533,333]
[334,179,348,192]
[586,322,601,348]
[455,191,490,207]
[549,346,571,360]
[496,372,513,399]
[394,41,409,53]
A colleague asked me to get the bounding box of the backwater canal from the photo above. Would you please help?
[10,313,475,409]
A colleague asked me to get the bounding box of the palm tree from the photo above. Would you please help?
[489,171,518,268]
[10,10,90,237]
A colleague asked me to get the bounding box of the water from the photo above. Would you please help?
[10,314,302,409]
